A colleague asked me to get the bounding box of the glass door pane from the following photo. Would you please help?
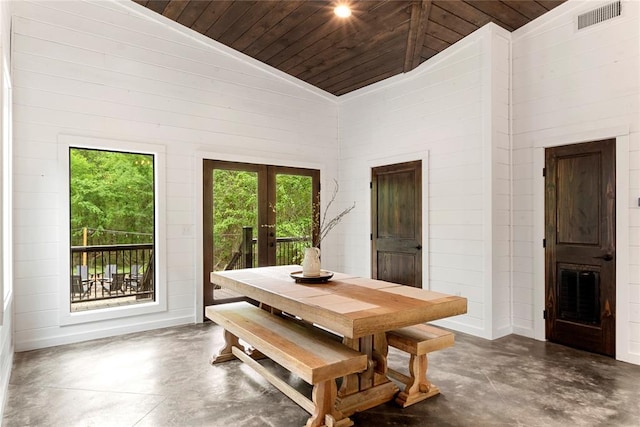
[203,161,318,308]
[203,161,263,306]
[212,169,258,271]
[274,173,314,266]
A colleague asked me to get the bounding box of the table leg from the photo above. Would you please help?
[336,333,399,416]
[372,332,389,386]
[338,337,360,396]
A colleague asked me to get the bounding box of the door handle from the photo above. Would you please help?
[415,245,422,250]
[593,254,613,261]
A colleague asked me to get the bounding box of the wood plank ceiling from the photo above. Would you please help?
[135,0,568,96]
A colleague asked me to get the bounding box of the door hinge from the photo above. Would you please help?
[543,238,546,248]
[369,181,372,189]
[370,233,373,241]
[543,310,547,319]
[542,167,546,177]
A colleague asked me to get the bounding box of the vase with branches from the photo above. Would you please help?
[302,180,355,277]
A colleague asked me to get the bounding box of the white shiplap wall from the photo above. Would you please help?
[338,24,511,339]
[512,0,640,364]
[0,0,13,414]
[11,0,338,351]
[486,30,512,338]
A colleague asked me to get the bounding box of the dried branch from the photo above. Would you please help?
[314,179,355,247]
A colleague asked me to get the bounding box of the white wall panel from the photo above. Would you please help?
[512,0,640,364]
[0,0,12,416]
[487,29,512,338]
[338,25,510,339]
[11,0,337,351]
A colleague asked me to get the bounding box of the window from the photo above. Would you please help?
[58,134,167,325]
[69,148,155,312]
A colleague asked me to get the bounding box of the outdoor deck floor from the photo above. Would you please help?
[71,295,154,312]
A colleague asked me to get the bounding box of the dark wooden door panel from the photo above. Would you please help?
[377,170,417,239]
[556,153,601,245]
[372,160,422,288]
[377,251,418,287]
[545,139,615,357]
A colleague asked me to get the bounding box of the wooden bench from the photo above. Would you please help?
[205,302,368,427]
[386,323,454,408]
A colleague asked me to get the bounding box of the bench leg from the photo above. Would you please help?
[307,380,353,427]
[210,330,265,364]
[394,354,440,408]
[210,330,245,364]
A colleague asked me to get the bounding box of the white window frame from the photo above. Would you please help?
[58,135,167,325]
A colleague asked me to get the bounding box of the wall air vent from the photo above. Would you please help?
[577,1,621,30]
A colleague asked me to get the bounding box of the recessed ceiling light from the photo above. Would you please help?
[334,4,352,18]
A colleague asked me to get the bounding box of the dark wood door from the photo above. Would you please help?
[545,139,616,357]
[371,160,422,287]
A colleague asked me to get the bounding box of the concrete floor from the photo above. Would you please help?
[3,322,640,426]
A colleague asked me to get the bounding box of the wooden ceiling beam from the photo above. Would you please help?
[404,0,433,72]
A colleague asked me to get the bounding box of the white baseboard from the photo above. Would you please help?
[512,325,536,339]
[492,324,513,340]
[616,350,640,366]
[0,343,14,420]
[15,316,195,352]
[431,318,490,339]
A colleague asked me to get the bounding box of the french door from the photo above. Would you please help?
[203,160,319,306]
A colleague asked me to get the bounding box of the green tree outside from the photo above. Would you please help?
[212,169,258,270]
[212,170,313,270]
[71,151,312,271]
[70,148,154,246]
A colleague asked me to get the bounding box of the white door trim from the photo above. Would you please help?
[532,127,632,363]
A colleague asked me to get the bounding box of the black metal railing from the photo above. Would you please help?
[70,243,154,304]
[224,227,311,270]
[274,236,310,266]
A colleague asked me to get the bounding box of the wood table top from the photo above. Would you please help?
[211,265,467,339]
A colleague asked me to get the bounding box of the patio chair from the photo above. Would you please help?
[99,264,118,295]
[104,264,117,280]
[126,265,143,291]
[138,258,154,297]
[70,275,84,299]
[74,265,92,297]
[105,273,126,295]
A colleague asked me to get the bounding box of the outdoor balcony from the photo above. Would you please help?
[70,243,154,312]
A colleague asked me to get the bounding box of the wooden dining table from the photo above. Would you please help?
[210,265,467,416]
